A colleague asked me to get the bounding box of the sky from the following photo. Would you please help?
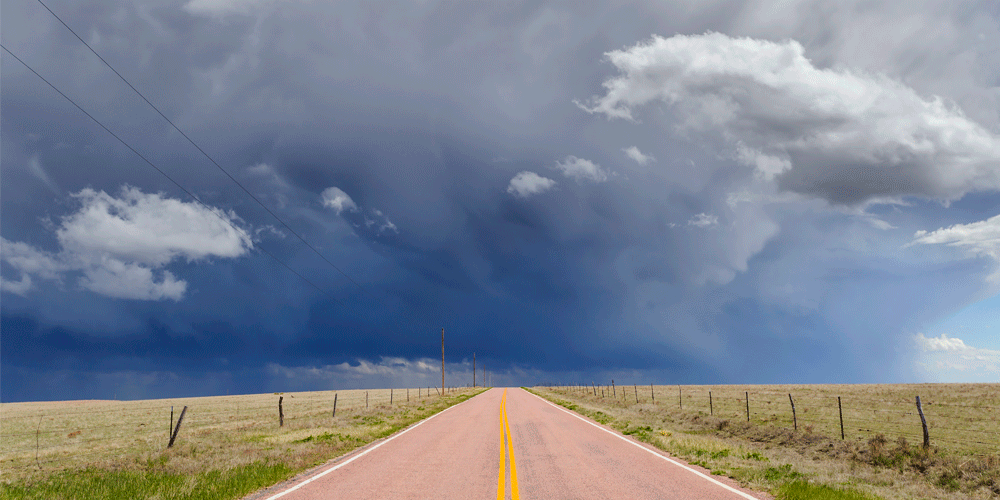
[2,0,999,402]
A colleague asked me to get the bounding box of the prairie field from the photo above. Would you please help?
[533,383,1000,500]
[0,386,480,499]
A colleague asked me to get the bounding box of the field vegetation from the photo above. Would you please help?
[0,387,482,499]
[531,383,999,500]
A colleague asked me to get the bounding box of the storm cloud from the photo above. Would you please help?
[2,0,998,401]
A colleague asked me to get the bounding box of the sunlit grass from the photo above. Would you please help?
[0,387,483,499]
[531,384,1000,500]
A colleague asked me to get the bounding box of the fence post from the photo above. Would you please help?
[391,388,393,405]
[634,385,638,404]
[679,386,682,410]
[916,396,930,449]
[745,391,750,422]
[838,396,845,440]
[366,391,369,409]
[709,391,713,416]
[168,406,187,448]
[170,406,174,440]
[651,384,654,403]
[332,393,338,418]
[279,396,284,427]
[407,388,410,402]
[35,416,42,470]
[789,394,797,431]
[593,382,597,396]
[612,379,616,398]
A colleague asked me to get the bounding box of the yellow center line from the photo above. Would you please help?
[504,392,520,500]
[497,389,521,500]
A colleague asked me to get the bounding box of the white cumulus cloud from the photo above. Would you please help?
[577,32,1000,205]
[1,186,253,300]
[184,0,282,16]
[688,213,719,228]
[915,333,1000,380]
[554,156,609,183]
[911,214,1000,282]
[911,214,1000,260]
[78,257,187,301]
[916,333,969,351]
[623,146,655,166]
[507,171,556,198]
[57,187,253,267]
[321,186,358,215]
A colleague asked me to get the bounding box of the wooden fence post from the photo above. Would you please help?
[170,406,174,440]
[651,384,654,403]
[35,416,42,470]
[745,391,750,422]
[679,386,682,410]
[612,380,616,398]
[709,391,713,416]
[838,396,845,440]
[407,388,410,402]
[366,391,369,409]
[916,396,930,449]
[390,388,393,405]
[332,393,338,418]
[634,385,638,404]
[789,394,797,431]
[168,406,187,448]
[279,397,284,427]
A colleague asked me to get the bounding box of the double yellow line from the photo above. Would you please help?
[497,389,520,500]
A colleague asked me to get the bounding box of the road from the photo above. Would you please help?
[250,387,771,500]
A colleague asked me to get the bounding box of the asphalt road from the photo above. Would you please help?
[251,387,771,500]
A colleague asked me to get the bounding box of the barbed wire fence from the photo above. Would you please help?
[543,383,999,456]
[0,386,473,479]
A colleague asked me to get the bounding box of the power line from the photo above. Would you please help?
[1,44,347,310]
[33,0,391,312]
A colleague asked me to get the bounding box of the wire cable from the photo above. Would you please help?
[31,0,435,330]
[1,44,347,310]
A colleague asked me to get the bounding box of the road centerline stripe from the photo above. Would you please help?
[504,392,520,500]
[497,389,521,500]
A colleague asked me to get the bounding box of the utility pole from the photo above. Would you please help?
[473,352,476,387]
[441,327,445,397]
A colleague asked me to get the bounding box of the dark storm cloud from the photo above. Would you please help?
[3,0,1000,401]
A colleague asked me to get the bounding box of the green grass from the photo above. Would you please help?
[533,385,999,499]
[777,480,882,500]
[0,462,294,500]
[1,388,486,500]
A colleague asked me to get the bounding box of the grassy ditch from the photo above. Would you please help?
[0,388,485,500]
[529,386,1000,500]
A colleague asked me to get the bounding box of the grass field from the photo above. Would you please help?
[0,386,481,499]
[531,383,1000,500]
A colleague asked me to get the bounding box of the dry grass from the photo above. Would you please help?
[533,384,1000,500]
[0,386,477,488]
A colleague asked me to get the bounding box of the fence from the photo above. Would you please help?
[0,386,469,480]
[548,383,1000,456]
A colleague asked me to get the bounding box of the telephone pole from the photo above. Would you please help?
[441,327,445,396]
